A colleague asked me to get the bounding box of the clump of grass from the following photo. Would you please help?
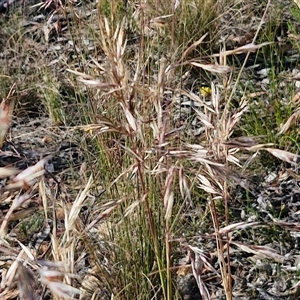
[69,1,229,299]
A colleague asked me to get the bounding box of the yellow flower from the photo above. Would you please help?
[200,86,212,97]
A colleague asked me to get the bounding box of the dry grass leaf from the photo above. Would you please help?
[165,190,174,222]
[0,193,32,237]
[277,108,300,136]
[80,265,101,300]
[192,156,225,167]
[150,14,173,29]
[223,137,274,151]
[7,206,39,221]
[264,148,299,165]
[218,222,261,235]
[86,199,124,231]
[0,167,19,179]
[194,109,214,129]
[271,220,300,232]
[197,174,220,195]
[43,23,51,43]
[187,244,218,300]
[39,264,80,299]
[293,0,300,9]
[0,85,15,149]
[181,33,209,61]
[124,194,147,218]
[288,32,300,42]
[66,68,95,79]
[211,165,251,191]
[5,155,52,191]
[177,264,192,276]
[226,99,249,137]
[291,90,300,105]
[212,42,273,57]
[178,167,191,203]
[75,121,123,135]
[243,91,266,99]
[17,263,37,300]
[63,175,93,235]
[223,136,258,148]
[120,103,137,132]
[14,155,52,182]
[164,167,175,222]
[227,152,242,167]
[190,62,232,74]
[77,78,117,89]
[231,241,284,263]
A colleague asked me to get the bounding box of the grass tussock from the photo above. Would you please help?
[1,0,300,299]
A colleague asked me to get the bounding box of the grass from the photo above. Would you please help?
[1,0,300,299]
